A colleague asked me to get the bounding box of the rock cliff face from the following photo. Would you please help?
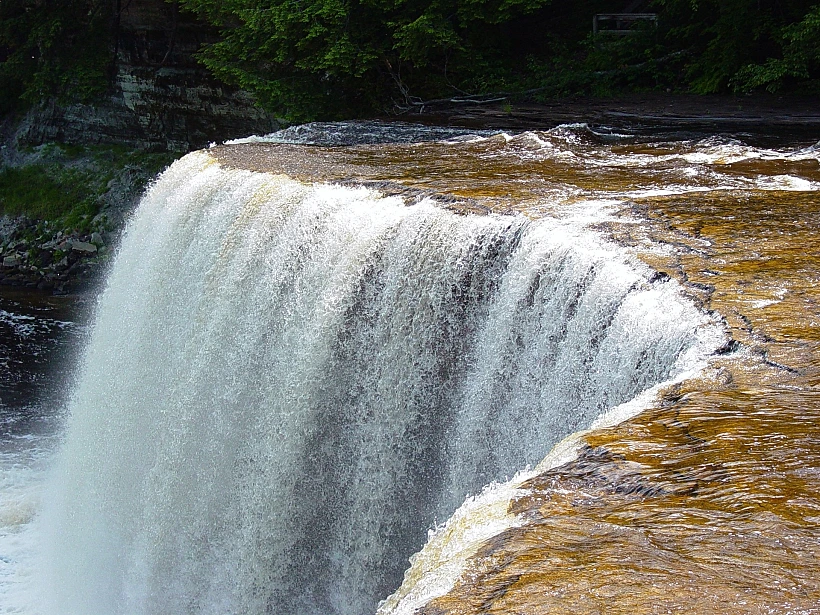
[16,0,279,152]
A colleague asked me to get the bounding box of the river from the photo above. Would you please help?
[0,122,818,614]
[0,288,85,613]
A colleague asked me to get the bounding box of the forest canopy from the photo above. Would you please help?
[1,0,819,120]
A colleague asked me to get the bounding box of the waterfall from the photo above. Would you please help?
[40,151,719,615]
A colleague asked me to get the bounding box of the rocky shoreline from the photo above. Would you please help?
[0,132,168,296]
[0,217,115,294]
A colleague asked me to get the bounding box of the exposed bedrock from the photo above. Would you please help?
[15,0,279,153]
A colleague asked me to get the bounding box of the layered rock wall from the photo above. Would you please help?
[16,0,278,152]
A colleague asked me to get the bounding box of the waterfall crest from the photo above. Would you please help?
[41,151,720,615]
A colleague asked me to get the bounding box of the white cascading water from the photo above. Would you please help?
[39,151,719,615]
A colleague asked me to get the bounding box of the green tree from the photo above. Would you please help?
[651,0,816,93]
[177,0,553,120]
[0,0,112,113]
[733,3,820,91]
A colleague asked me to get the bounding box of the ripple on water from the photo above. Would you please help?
[2,127,819,614]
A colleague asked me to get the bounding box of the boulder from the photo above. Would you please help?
[71,241,98,254]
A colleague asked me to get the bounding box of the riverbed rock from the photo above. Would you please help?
[35,249,53,267]
[0,209,113,293]
[71,241,97,254]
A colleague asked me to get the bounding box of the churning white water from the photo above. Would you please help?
[35,151,720,615]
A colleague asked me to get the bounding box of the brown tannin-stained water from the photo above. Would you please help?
[12,122,818,615]
[217,125,820,614]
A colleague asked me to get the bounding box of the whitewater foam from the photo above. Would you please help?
[36,150,724,615]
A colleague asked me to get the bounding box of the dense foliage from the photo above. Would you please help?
[733,3,820,92]
[0,0,818,119]
[174,0,820,117]
[650,0,820,94]
[0,0,112,113]
[175,0,562,119]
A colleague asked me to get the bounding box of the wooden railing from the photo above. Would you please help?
[593,13,658,35]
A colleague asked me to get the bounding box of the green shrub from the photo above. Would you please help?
[0,143,180,234]
[0,166,93,220]
[733,4,820,92]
